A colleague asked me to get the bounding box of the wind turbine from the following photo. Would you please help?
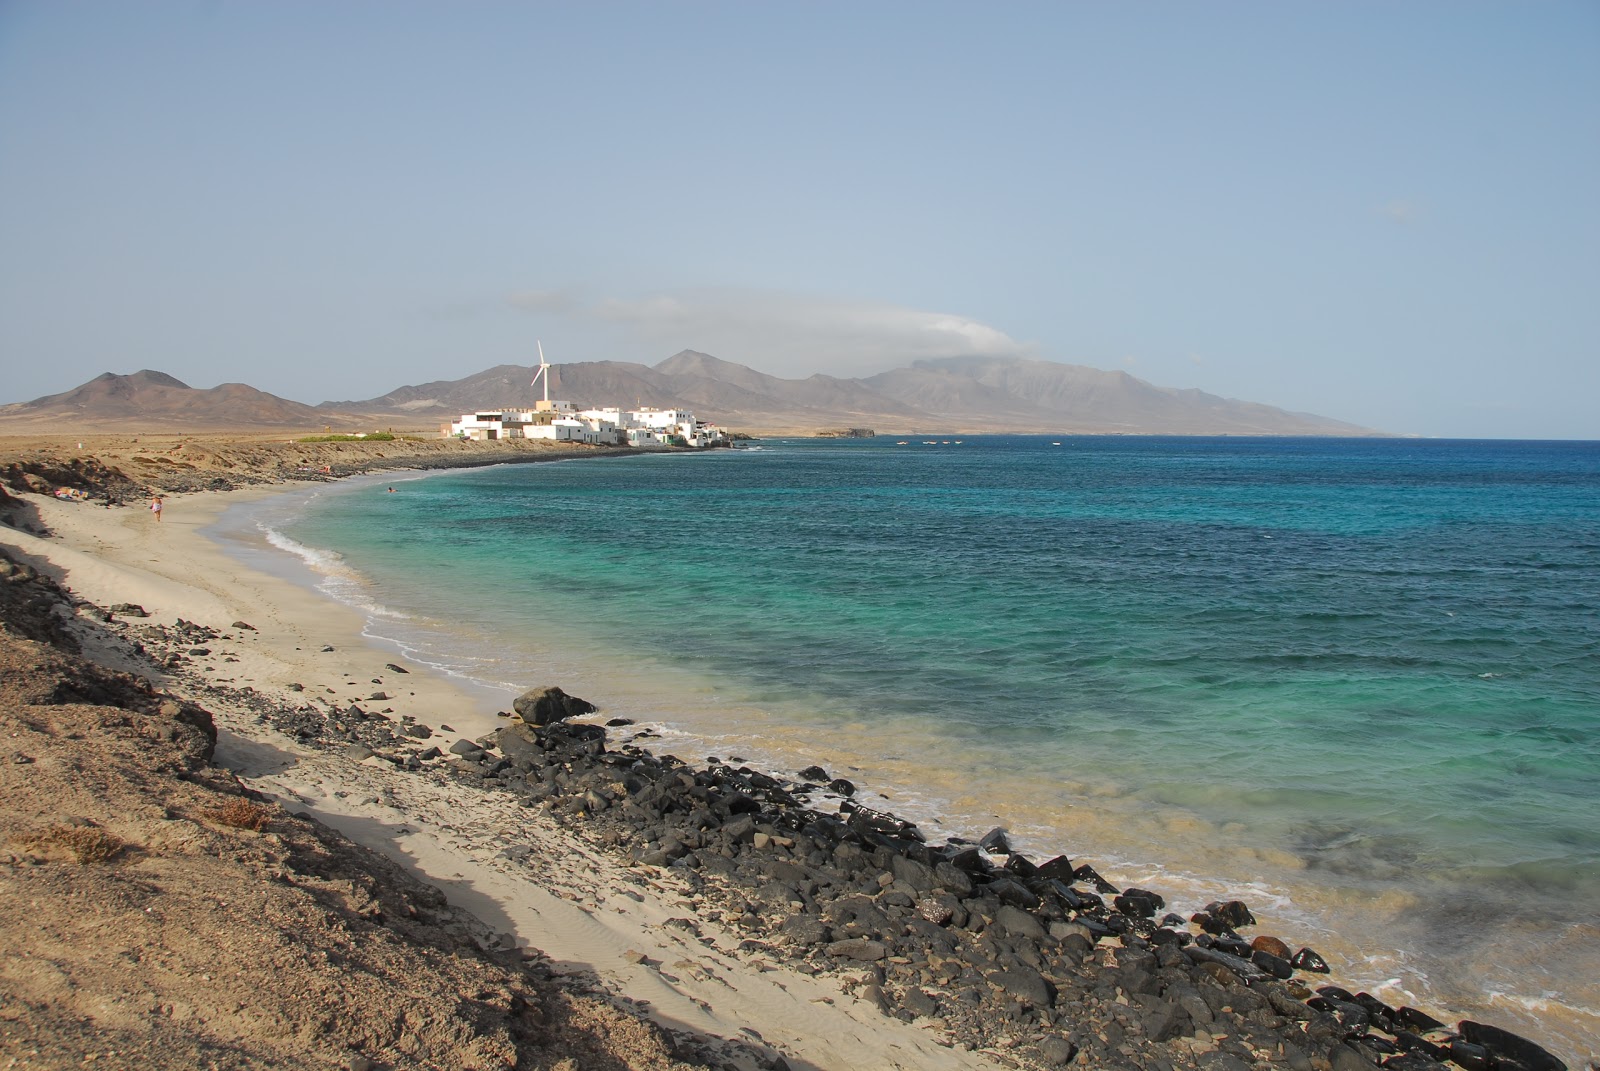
[530,340,552,404]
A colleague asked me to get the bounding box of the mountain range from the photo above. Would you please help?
[2,353,1380,436]
[329,350,1378,436]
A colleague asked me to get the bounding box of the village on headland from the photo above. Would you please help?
[442,350,733,448]
[444,400,731,448]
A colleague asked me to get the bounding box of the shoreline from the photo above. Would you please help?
[0,449,1586,1070]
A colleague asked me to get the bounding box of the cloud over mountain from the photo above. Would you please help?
[510,288,1035,377]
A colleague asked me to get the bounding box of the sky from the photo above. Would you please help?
[0,2,1596,438]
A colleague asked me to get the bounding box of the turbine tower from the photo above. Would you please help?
[530,340,552,404]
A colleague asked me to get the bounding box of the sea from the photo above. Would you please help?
[213,436,1600,1058]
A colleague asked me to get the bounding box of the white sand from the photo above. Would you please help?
[2,489,1006,1071]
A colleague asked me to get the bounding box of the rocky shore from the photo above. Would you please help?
[0,444,1583,1071]
[25,574,1570,1071]
[0,432,641,505]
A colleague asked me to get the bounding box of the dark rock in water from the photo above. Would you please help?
[605,717,634,727]
[1185,945,1268,984]
[1114,892,1159,918]
[1003,854,1036,877]
[1210,934,1254,959]
[1458,1022,1567,1071]
[1291,946,1331,973]
[1034,854,1075,881]
[1251,934,1291,959]
[1395,1005,1444,1032]
[1123,885,1165,909]
[827,777,855,796]
[1206,899,1256,929]
[1449,1040,1492,1071]
[1073,863,1120,894]
[512,685,598,726]
[945,846,986,874]
[1392,1031,1449,1063]
[978,827,1012,854]
[1384,1053,1448,1071]
[385,663,408,673]
[798,764,829,782]
[1251,949,1293,979]
[1351,992,1396,1031]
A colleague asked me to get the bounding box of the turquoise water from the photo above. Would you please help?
[240,436,1600,1052]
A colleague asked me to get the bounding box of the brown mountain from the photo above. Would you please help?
[6,354,1380,437]
[0,370,370,432]
[333,351,1380,436]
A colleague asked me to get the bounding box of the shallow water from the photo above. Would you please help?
[220,437,1600,1058]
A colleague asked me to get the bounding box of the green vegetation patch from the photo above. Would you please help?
[294,433,396,443]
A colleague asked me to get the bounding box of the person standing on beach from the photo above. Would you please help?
[150,496,164,523]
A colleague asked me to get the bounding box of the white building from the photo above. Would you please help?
[445,410,538,440]
[445,402,727,448]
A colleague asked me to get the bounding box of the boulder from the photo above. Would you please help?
[988,966,1052,1008]
[978,827,1012,854]
[1458,1022,1567,1071]
[1291,946,1331,973]
[1252,934,1292,959]
[1205,899,1256,929]
[512,685,597,726]
[826,938,887,962]
[995,904,1045,940]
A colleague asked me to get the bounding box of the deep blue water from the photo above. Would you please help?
[249,435,1600,1047]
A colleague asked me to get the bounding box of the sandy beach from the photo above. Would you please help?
[2,477,1013,1071]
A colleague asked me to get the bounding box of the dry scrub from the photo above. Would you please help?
[13,824,126,863]
[201,796,275,831]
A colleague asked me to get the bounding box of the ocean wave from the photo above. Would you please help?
[258,523,409,621]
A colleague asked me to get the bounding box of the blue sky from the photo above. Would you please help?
[1,2,1595,437]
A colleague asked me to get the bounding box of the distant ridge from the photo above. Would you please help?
[4,354,1382,436]
[330,350,1382,436]
[0,370,370,431]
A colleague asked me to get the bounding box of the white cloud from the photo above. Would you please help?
[509,287,1035,376]
[1382,199,1420,225]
